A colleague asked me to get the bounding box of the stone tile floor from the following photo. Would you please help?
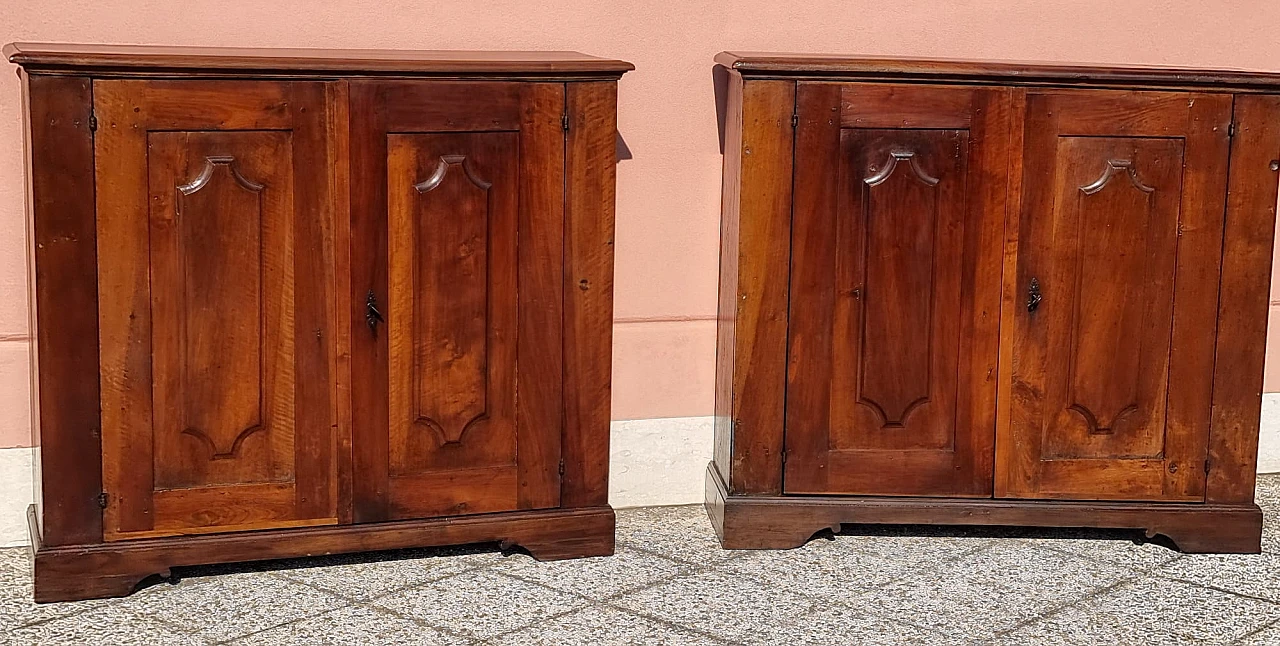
[7,477,1280,644]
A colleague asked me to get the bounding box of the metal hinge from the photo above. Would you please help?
[561,113,570,132]
[558,459,565,476]
[97,492,108,509]
[88,111,97,132]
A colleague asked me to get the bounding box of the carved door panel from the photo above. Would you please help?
[997,90,1232,501]
[95,80,340,540]
[350,81,564,522]
[784,84,1010,496]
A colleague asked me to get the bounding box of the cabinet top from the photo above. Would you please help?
[5,43,634,78]
[716,51,1280,91]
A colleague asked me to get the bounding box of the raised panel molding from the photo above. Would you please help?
[414,154,493,193]
[412,153,492,447]
[856,148,940,429]
[175,155,267,461]
[1066,158,1156,437]
[146,129,297,495]
[864,150,941,188]
[796,126,969,458]
[180,425,264,461]
[177,155,266,195]
[1059,149,1173,445]
[385,129,520,483]
[1080,158,1155,196]
[1041,136,1185,462]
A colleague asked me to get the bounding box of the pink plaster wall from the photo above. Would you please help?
[2,1,1280,447]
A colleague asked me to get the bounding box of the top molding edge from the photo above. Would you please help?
[715,51,1280,91]
[5,43,634,78]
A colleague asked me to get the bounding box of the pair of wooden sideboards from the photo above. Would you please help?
[709,52,1280,554]
[9,43,630,602]
[11,43,1280,603]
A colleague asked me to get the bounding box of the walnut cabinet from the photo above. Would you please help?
[9,43,630,602]
[708,52,1280,553]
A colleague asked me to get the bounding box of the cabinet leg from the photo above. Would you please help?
[705,463,840,550]
[508,536,615,561]
[29,504,173,603]
[496,504,616,560]
[504,529,614,560]
[1147,512,1263,554]
[33,565,170,604]
[716,515,841,550]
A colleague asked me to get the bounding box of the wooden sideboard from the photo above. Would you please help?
[8,43,631,602]
[708,52,1280,553]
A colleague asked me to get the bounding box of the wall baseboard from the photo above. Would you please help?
[610,416,714,508]
[1258,393,1280,474]
[0,446,32,548]
[1,403,1276,547]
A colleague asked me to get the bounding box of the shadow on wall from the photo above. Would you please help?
[713,64,730,154]
[616,132,632,162]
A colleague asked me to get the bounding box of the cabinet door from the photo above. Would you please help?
[784,84,1010,496]
[95,80,340,539]
[997,90,1232,501]
[350,81,564,522]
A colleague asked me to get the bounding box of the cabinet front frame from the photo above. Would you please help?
[25,73,622,547]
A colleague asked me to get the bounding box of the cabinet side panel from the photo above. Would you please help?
[713,71,744,481]
[562,81,618,508]
[729,79,795,495]
[1207,94,1280,504]
[25,74,102,546]
[22,72,38,530]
